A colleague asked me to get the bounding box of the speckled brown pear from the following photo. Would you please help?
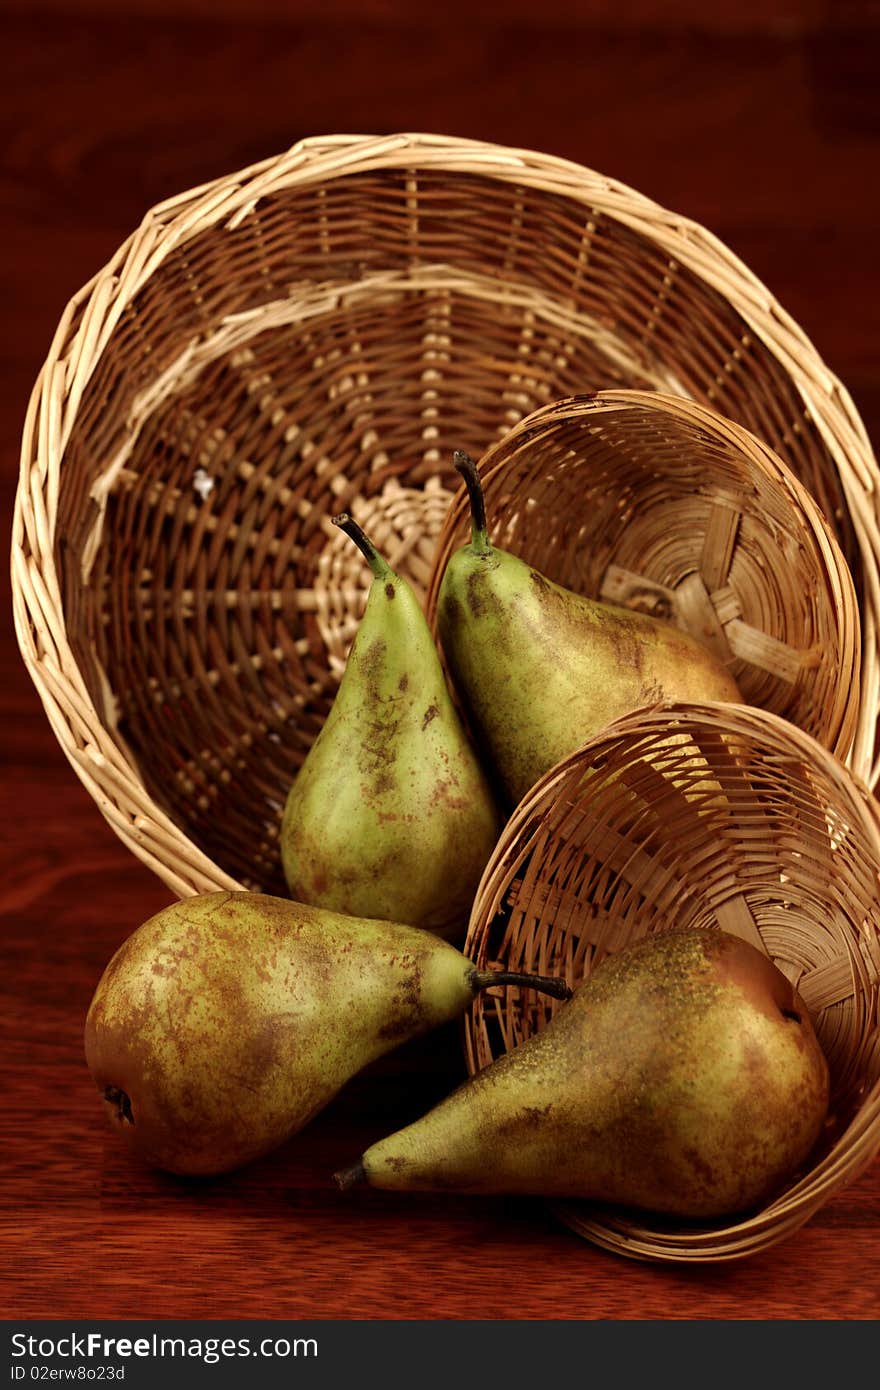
[84,891,570,1177]
[437,452,742,808]
[336,929,830,1219]
[280,514,502,940]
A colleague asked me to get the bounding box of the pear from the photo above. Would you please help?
[437,452,742,808]
[84,890,569,1176]
[335,928,830,1219]
[280,513,502,940]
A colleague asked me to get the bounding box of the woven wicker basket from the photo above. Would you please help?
[463,702,880,1263]
[425,389,861,763]
[10,132,880,900]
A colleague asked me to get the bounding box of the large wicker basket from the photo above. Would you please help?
[463,702,880,1263]
[11,131,880,901]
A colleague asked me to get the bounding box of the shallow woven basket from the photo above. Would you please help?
[425,389,862,762]
[463,702,880,1263]
[10,132,880,898]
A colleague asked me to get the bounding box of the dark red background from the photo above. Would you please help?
[2,0,879,1320]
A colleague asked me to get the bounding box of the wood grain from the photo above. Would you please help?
[2,0,879,1320]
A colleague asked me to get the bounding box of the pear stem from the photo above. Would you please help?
[470,968,572,1002]
[453,450,492,556]
[334,1159,367,1191]
[333,513,391,580]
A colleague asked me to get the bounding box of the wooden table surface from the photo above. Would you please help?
[3,0,880,1321]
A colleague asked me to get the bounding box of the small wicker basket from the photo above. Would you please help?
[10,132,880,901]
[425,389,861,763]
[463,702,880,1263]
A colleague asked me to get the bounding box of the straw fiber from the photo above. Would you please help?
[11,132,880,899]
[463,703,880,1262]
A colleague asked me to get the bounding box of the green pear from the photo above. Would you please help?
[336,928,830,1219]
[84,890,569,1176]
[280,513,502,940]
[437,452,742,808]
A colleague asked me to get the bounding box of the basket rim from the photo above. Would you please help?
[11,131,880,898]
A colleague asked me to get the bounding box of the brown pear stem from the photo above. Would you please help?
[332,513,391,580]
[453,450,492,556]
[469,968,572,1001]
[334,1159,367,1191]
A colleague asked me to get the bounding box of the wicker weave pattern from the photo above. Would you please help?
[11,132,880,898]
[425,390,861,762]
[463,702,880,1262]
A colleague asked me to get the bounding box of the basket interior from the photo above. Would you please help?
[56,167,858,892]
